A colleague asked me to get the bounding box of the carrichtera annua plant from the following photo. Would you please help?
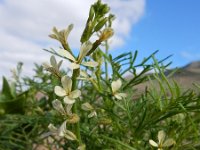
[1,0,200,149]
[44,0,116,149]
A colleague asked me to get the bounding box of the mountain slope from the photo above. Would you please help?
[171,61,200,89]
[133,61,200,95]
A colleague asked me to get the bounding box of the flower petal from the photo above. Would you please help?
[42,62,51,69]
[49,34,57,39]
[149,140,158,147]
[64,96,76,104]
[88,111,97,118]
[81,102,94,111]
[114,93,127,100]
[52,99,66,115]
[65,129,77,141]
[64,24,73,39]
[70,90,81,99]
[59,49,76,62]
[163,138,175,147]
[57,60,63,69]
[52,26,58,34]
[48,123,58,133]
[80,70,89,78]
[158,130,166,144]
[61,76,72,93]
[50,55,57,69]
[66,104,73,115]
[70,63,80,69]
[111,79,122,93]
[119,93,127,98]
[78,41,93,62]
[82,61,98,67]
[58,121,67,137]
[54,86,66,97]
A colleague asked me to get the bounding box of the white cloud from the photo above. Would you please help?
[0,0,145,87]
[180,51,200,60]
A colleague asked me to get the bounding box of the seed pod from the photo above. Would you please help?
[94,17,108,32]
[89,5,95,21]
[80,22,90,43]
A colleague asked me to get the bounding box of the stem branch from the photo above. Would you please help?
[71,69,82,145]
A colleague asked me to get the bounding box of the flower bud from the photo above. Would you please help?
[94,17,108,32]
[99,28,114,41]
[98,118,112,125]
[52,99,66,115]
[81,102,94,111]
[78,144,86,150]
[89,6,95,21]
[67,114,80,124]
[101,4,110,14]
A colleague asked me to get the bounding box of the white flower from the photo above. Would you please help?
[81,102,97,118]
[149,130,175,150]
[79,70,93,80]
[43,55,62,76]
[59,41,98,69]
[79,70,90,80]
[88,111,97,118]
[111,79,127,100]
[48,121,77,141]
[52,99,73,116]
[49,24,73,44]
[54,76,81,104]
[78,70,96,82]
[52,99,66,115]
[43,55,62,70]
[79,70,99,87]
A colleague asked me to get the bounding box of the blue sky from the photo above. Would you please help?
[114,0,200,68]
[0,0,200,86]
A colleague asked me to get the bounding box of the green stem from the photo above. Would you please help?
[71,69,82,145]
[105,40,109,80]
[100,135,137,150]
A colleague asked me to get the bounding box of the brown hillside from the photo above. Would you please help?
[132,61,200,95]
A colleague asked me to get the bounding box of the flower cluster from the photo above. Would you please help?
[43,8,127,148]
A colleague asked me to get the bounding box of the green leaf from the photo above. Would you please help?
[1,76,13,99]
[10,82,17,97]
[0,91,27,114]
